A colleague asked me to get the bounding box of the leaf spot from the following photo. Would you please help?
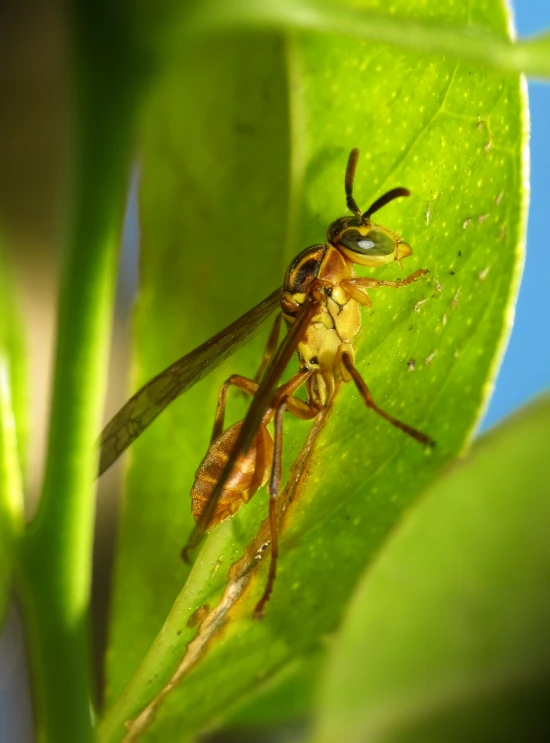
[424,350,437,366]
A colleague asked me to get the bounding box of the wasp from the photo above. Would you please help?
[99,148,433,617]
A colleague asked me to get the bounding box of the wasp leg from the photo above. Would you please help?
[340,282,372,308]
[342,267,428,294]
[254,379,317,619]
[253,398,287,619]
[253,313,283,383]
[212,375,259,442]
[181,529,203,563]
[341,269,428,307]
[340,352,434,447]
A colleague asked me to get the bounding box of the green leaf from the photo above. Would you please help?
[170,1,550,80]
[314,395,550,743]
[223,649,325,727]
[0,243,25,628]
[100,1,527,740]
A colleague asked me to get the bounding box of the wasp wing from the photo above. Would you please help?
[191,298,318,539]
[98,288,281,476]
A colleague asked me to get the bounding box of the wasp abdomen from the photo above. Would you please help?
[190,420,273,528]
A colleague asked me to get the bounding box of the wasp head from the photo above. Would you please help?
[329,148,413,267]
[328,217,412,268]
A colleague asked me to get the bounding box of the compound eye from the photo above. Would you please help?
[340,228,395,256]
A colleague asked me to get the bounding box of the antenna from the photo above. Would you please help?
[363,188,411,219]
[345,148,362,217]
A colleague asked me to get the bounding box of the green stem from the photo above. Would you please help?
[17,70,140,741]
[0,239,26,617]
[0,356,24,621]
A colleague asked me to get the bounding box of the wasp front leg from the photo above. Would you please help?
[341,282,372,308]
[341,268,428,306]
[341,268,428,307]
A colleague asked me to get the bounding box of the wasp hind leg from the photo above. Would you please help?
[254,381,318,619]
[340,352,434,448]
[211,374,259,441]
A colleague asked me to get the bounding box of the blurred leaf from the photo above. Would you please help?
[224,649,325,727]
[0,360,23,627]
[167,1,550,79]
[0,247,27,476]
[315,395,550,743]
[100,0,527,740]
[0,245,25,627]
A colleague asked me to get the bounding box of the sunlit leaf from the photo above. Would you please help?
[101,0,527,740]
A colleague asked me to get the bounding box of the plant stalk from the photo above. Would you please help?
[17,69,141,742]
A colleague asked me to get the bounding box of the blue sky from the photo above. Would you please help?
[481,1,550,429]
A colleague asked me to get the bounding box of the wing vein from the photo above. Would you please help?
[98,289,281,476]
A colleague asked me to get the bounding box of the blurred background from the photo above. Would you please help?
[0,1,549,741]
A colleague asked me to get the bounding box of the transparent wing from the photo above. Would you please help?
[98,288,281,476]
